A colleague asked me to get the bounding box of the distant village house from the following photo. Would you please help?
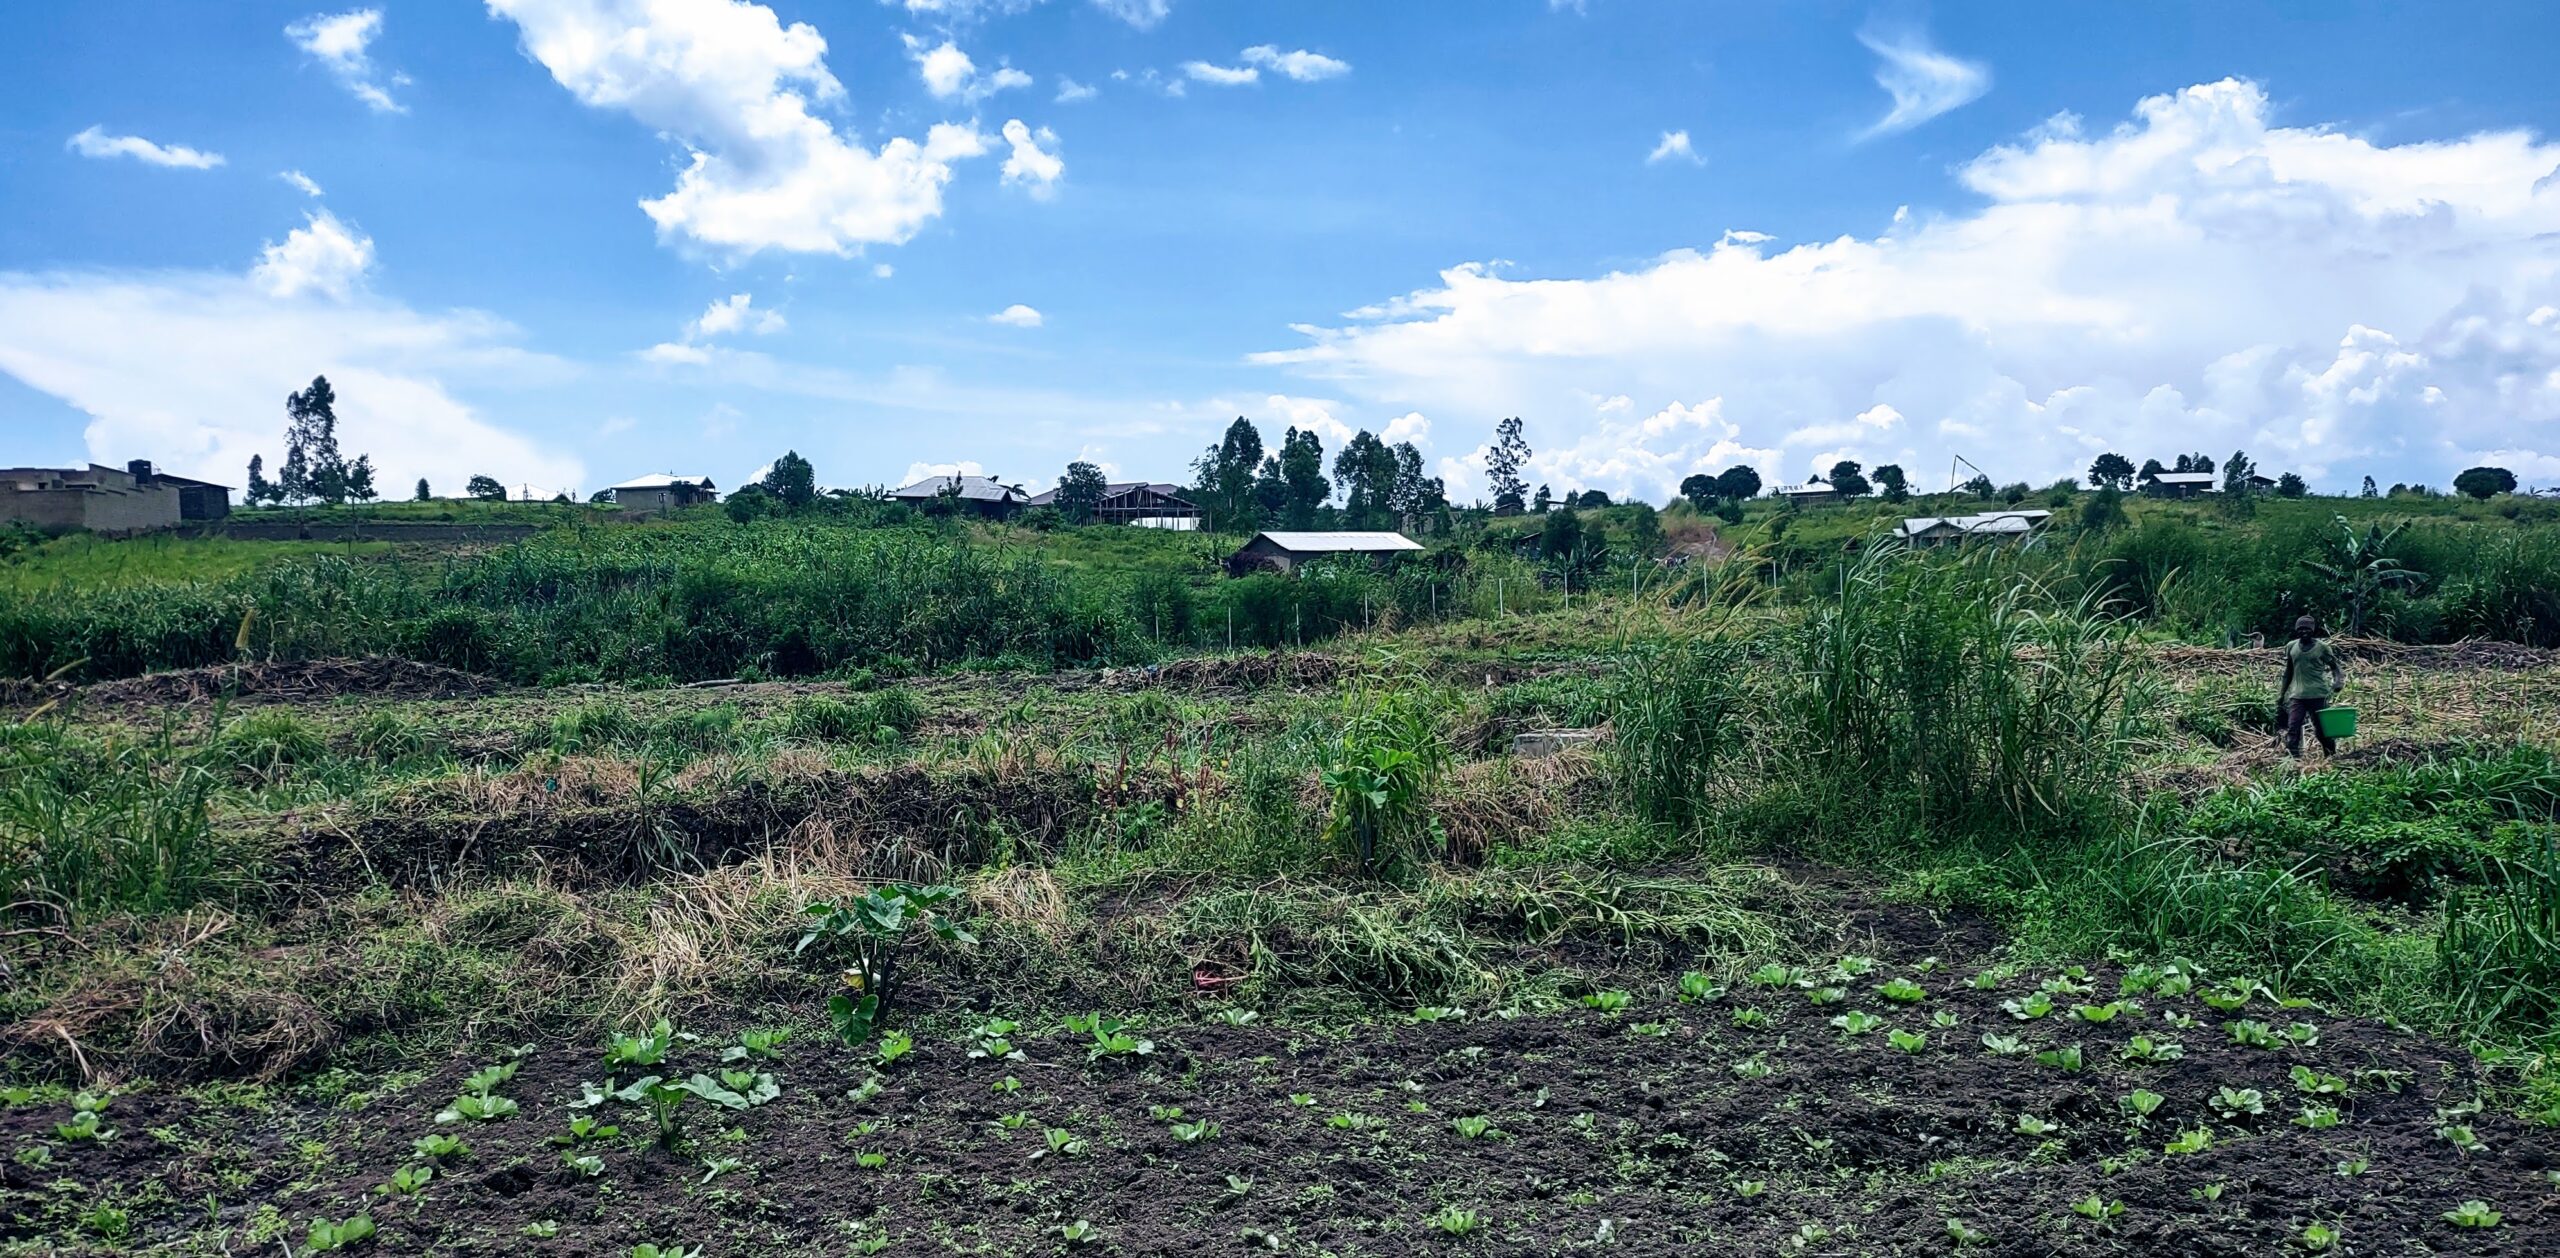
[1897,509,2052,547]
[611,473,717,515]
[1777,478,1843,506]
[1226,530,1425,577]
[889,474,1026,520]
[0,461,230,535]
[1023,481,1202,530]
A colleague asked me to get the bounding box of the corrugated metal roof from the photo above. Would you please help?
[1898,510,2052,537]
[1251,530,1424,552]
[612,473,716,491]
[891,475,1022,502]
[1024,481,1193,506]
[2148,471,2218,485]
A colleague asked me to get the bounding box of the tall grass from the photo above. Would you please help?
[0,723,225,922]
[1610,636,1744,836]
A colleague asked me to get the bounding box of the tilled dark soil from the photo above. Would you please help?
[0,657,508,710]
[7,954,2555,1257]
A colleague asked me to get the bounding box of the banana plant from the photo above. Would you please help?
[2300,515,2420,634]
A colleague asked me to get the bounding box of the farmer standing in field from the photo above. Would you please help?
[2279,615,2347,758]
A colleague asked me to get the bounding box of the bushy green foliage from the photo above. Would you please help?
[2189,749,2560,902]
[1320,661,1450,875]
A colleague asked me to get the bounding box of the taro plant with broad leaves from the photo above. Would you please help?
[800,884,975,1049]
[1318,658,1449,877]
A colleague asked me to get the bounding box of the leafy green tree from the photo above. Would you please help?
[2275,472,2308,498]
[1191,417,1267,529]
[2088,452,2135,490]
[1332,430,1401,527]
[1827,460,1871,498]
[284,376,350,504]
[1538,506,1583,564]
[345,455,377,503]
[466,474,506,502]
[2221,450,2257,496]
[1679,472,1718,510]
[1055,460,1108,522]
[2139,457,2166,484]
[761,450,818,511]
[2079,486,2126,532]
[414,477,431,502]
[1621,501,1664,560]
[1486,417,1531,515]
[1874,463,1909,502]
[1277,427,1328,528]
[1571,489,1612,509]
[1962,473,1995,498]
[1389,442,1444,521]
[1531,484,1552,513]
[1714,465,1762,501]
[245,454,274,507]
[2454,466,2517,499]
[2359,475,2378,499]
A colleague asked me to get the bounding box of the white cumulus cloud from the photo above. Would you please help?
[286,9,408,113]
[1255,79,2560,500]
[1646,130,1700,166]
[1239,45,1349,82]
[489,0,995,257]
[1055,76,1097,104]
[999,120,1064,196]
[65,127,225,170]
[1857,21,1989,137]
[1182,60,1257,87]
[989,303,1044,327]
[0,219,582,498]
[906,37,1031,103]
[252,210,377,299]
[689,292,786,338]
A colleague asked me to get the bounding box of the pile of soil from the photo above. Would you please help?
[1143,652,1351,692]
[8,657,509,711]
[7,950,2552,1256]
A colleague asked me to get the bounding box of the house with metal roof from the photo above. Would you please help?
[888,473,1027,519]
[2141,471,2219,498]
[0,461,227,534]
[610,473,717,514]
[1898,509,2053,547]
[1023,481,1202,529]
[1777,477,1844,505]
[1226,530,1425,576]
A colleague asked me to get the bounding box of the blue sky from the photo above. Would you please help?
[5,1,2559,502]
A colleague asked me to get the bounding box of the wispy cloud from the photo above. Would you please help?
[279,169,325,196]
[1240,45,1349,82]
[1182,60,1258,87]
[1645,130,1701,166]
[989,303,1044,328]
[286,9,408,113]
[66,126,225,169]
[1857,21,1989,137]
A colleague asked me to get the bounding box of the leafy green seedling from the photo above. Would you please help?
[854,1151,888,1169]
[436,1093,519,1124]
[2225,1020,2277,1049]
[993,1110,1031,1131]
[699,1156,743,1184]
[1325,1112,1382,1132]
[1746,963,1796,987]
[1055,1220,1100,1245]
[524,1221,559,1238]
[2300,1221,2340,1252]
[378,1165,433,1196]
[1734,1180,1766,1198]
[1805,986,1847,1006]
[1732,1007,1770,1028]
[722,1027,792,1062]
[1967,971,2001,991]
[2070,1196,2124,1225]
[1980,1033,2029,1057]
[1082,1016,1154,1061]
[2289,1065,2348,1095]
[2002,992,2055,1021]
[1580,990,1631,1014]
[1037,1127,1089,1158]
[1878,979,1926,1004]
[2442,1201,2501,1229]
[2335,1156,2369,1176]
[2293,1105,2341,1130]
[1452,1116,1495,1139]
[462,1062,519,1095]
[991,1076,1020,1095]
[2439,1125,2487,1155]
[1210,1008,1260,1026]
[412,1134,467,1160]
[1830,1010,1884,1037]
[1945,1219,1985,1246]
[1678,972,1725,1003]
[2211,1087,2265,1118]
[1888,1029,1928,1053]
[1171,1120,1220,1143]
[1930,1010,1958,1028]
[1149,1104,1185,1121]
[1288,1093,1316,1106]
[875,1031,915,1067]
[563,1153,605,1177]
[605,1019,676,1070]
[799,885,975,1049]
[1731,1055,1773,1080]
[53,1111,115,1142]
[2192,1182,2225,1202]
[2014,1114,2060,1137]
[551,1117,620,1146]
[2120,1090,2166,1120]
[2035,1045,2085,1072]
[1833,954,1879,977]
[2076,1002,2128,1024]
[2120,1035,2183,1063]
[2163,1127,2214,1155]
[305,1215,377,1252]
[611,1076,690,1149]
[1411,1005,1465,1022]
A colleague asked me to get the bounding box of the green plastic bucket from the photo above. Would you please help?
[2314,706,2358,739]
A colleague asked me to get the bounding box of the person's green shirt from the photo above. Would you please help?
[2283,638,2342,702]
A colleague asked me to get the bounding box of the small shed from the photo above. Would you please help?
[127,461,232,520]
[889,474,1026,519]
[1898,509,2052,547]
[1226,530,1424,577]
[1025,481,1202,528]
[613,473,717,514]
[1778,478,1843,505]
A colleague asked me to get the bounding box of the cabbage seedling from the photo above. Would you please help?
[1944,1219,1985,1246]
[1730,1055,1772,1080]
[52,1111,114,1142]
[2035,1045,2084,1072]
[563,1153,605,1178]
[1581,990,1631,1014]
[1833,954,1879,978]
[2225,1020,2278,1048]
[855,1151,888,1169]
[2120,1090,2165,1120]
[437,1093,518,1124]
[1084,1016,1154,1062]
[2290,1066,2348,1095]
[2002,992,2055,1021]
[2014,1114,2059,1137]
[2200,980,2258,1012]
[1036,1127,1089,1159]
[412,1134,466,1160]
[875,1031,915,1067]
[1171,1120,1220,1143]
[1734,1180,1765,1198]
[1056,1220,1100,1245]
[992,1076,1021,1095]
[1429,1207,1481,1237]
[2210,1087,2264,1119]
[525,1221,559,1238]
[2439,1124,2487,1155]
[2163,1127,2214,1155]
[2442,1201,2501,1229]
[2120,1035,2183,1064]
[1878,979,1926,1004]
[1830,1010,1884,1037]
[722,1028,792,1062]
[551,1117,619,1147]
[1732,1007,1770,1028]
[2334,1156,2369,1176]
[1149,1104,1185,1121]
[611,1076,691,1149]
[2300,1221,2340,1252]
[2069,1196,2123,1225]
[699,1156,742,1184]
[1210,1008,1260,1026]
[1805,986,1847,1006]
[1288,1093,1316,1106]
[605,1019,676,1071]
[1888,1029,1928,1053]
[993,1110,1031,1131]
[1412,1005,1466,1022]
[1967,972,2001,991]
[2281,1022,2320,1047]
[377,1165,433,1196]
[1930,1011,1958,1028]
[2075,1002,2128,1024]
[1747,963,1796,988]
[305,1215,375,1252]
[1979,1033,2029,1057]
[1452,1116,1494,1139]
[1678,972,1725,1003]
[2293,1105,2341,1130]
